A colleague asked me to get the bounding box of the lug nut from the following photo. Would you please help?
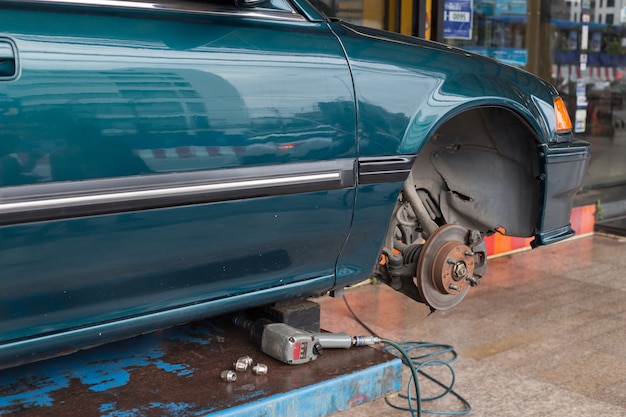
[453,263,467,278]
[221,370,237,382]
[252,363,268,375]
[449,284,460,291]
[233,355,253,372]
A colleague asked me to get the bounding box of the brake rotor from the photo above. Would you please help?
[415,224,475,310]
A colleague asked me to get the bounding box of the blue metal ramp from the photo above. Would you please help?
[0,317,401,416]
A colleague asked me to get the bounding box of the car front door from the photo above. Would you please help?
[0,0,356,351]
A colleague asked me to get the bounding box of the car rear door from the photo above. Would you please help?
[0,0,356,348]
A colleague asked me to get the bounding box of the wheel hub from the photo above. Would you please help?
[415,224,478,310]
[431,241,475,295]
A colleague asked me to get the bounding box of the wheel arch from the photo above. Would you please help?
[401,96,548,156]
[372,103,546,310]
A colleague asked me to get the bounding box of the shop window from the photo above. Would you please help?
[444,1,528,67]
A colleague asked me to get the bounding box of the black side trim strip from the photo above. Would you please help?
[0,159,355,226]
[358,155,416,185]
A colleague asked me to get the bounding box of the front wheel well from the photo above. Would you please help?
[375,106,540,311]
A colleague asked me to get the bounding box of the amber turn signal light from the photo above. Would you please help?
[554,97,573,134]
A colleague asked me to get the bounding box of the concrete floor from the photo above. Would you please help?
[317,234,626,417]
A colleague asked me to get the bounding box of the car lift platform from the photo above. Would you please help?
[0,317,402,416]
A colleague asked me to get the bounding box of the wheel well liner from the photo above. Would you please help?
[410,106,540,237]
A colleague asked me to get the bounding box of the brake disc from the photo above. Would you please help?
[415,224,476,310]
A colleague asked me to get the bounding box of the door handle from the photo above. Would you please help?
[0,40,17,78]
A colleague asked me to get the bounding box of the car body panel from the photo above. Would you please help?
[0,0,590,369]
[0,0,357,364]
[329,23,555,154]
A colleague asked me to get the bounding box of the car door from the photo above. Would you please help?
[0,0,356,349]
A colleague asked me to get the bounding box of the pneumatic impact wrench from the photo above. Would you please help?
[232,315,380,365]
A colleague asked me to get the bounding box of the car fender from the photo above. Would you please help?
[329,21,556,156]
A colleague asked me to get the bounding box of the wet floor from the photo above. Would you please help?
[317,234,626,417]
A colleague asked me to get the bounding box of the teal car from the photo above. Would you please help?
[0,0,590,369]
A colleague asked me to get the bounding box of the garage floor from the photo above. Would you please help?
[317,234,626,417]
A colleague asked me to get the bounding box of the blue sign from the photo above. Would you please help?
[444,0,473,40]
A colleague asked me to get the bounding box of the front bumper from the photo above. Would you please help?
[533,140,591,247]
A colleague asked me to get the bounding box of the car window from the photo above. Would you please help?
[237,0,295,12]
[307,0,333,17]
[169,0,296,13]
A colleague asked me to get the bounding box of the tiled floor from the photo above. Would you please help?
[316,234,626,417]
